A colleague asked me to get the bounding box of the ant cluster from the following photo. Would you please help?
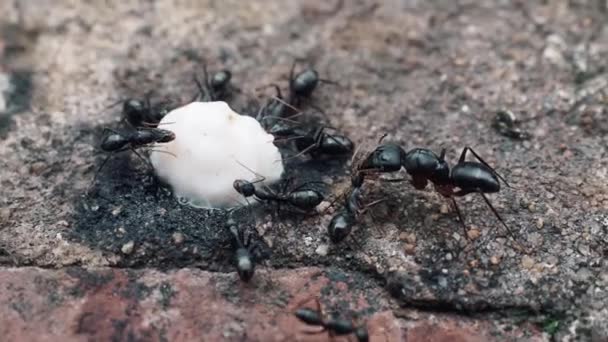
[92,59,519,338]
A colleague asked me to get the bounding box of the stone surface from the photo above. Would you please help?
[0,267,541,342]
[0,0,607,341]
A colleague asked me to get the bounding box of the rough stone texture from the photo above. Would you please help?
[1,0,607,341]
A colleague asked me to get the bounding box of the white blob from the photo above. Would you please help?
[150,101,284,208]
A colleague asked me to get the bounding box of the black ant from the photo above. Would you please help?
[121,97,170,128]
[97,95,171,129]
[233,176,325,213]
[225,213,264,282]
[193,63,233,101]
[271,124,354,161]
[294,298,369,342]
[327,172,385,244]
[288,61,336,106]
[361,143,524,248]
[92,127,175,184]
[493,110,532,140]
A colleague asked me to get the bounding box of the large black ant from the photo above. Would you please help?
[193,63,233,101]
[121,97,170,128]
[92,127,175,184]
[361,143,523,248]
[233,176,325,213]
[225,213,264,282]
[294,298,369,342]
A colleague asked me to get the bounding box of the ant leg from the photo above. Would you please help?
[233,159,267,184]
[129,147,153,169]
[282,127,326,161]
[202,62,215,101]
[478,192,527,252]
[450,197,469,240]
[459,147,511,188]
[191,75,205,102]
[88,152,115,190]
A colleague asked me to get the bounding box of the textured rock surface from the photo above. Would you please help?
[1,0,607,341]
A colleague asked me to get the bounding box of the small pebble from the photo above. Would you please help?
[403,243,416,255]
[399,232,416,244]
[536,218,544,229]
[111,206,122,216]
[521,255,534,269]
[490,255,501,265]
[469,259,479,268]
[315,244,329,256]
[467,228,481,240]
[121,241,135,254]
[445,253,453,261]
[0,208,11,225]
[172,232,185,245]
[439,204,449,214]
[316,201,332,213]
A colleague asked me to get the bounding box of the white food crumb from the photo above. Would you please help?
[150,101,284,208]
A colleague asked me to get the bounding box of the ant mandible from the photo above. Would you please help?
[294,298,369,342]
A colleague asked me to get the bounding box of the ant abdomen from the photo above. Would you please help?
[289,190,324,210]
[451,162,500,193]
[361,143,404,173]
[100,133,129,151]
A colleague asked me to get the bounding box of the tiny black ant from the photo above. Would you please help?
[493,110,532,140]
[193,63,233,101]
[225,214,263,282]
[92,127,175,185]
[294,298,369,342]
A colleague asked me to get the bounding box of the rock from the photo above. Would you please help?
[121,241,135,255]
[315,244,328,256]
[467,227,481,240]
[403,243,416,255]
[521,255,534,270]
[172,232,185,245]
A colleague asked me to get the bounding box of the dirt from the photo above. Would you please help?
[1,0,607,341]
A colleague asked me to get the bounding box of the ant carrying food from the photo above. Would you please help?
[361,142,524,248]
[193,63,233,101]
[294,298,369,342]
[92,127,175,185]
[225,212,265,282]
[121,97,170,128]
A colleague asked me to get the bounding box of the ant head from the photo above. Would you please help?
[235,249,254,282]
[295,307,324,325]
[211,70,232,89]
[233,180,255,197]
[354,326,369,342]
[327,211,354,243]
[157,130,176,143]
